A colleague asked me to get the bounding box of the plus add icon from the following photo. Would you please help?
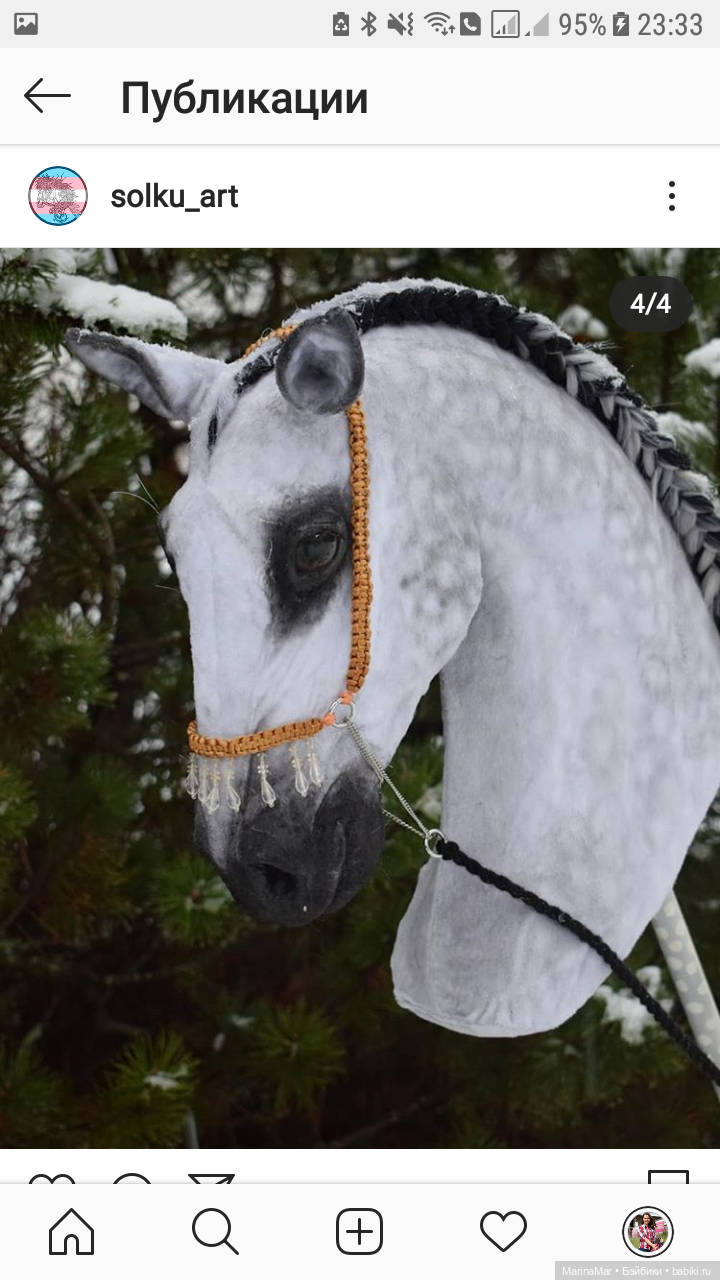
[336,1208,384,1255]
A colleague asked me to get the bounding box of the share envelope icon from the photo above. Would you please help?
[188,1173,235,1185]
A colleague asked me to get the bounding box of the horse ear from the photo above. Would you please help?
[275,309,364,415]
[65,329,224,424]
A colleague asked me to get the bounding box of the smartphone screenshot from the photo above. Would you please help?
[1,0,719,1271]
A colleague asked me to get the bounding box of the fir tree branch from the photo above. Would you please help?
[95,1015,144,1038]
[0,431,122,635]
[0,847,65,932]
[0,431,113,567]
[87,494,120,632]
[322,1093,441,1148]
[113,631,183,668]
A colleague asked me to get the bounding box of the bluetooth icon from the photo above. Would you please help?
[361,10,377,35]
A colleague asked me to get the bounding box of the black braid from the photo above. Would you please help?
[352,286,692,459]
[231,284,720,623]
[437,837,720,1089]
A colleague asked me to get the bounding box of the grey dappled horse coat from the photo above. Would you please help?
[66,279,720,1040]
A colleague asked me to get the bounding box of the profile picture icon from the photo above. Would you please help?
[622,1207,673,1257]
[28,166,88,225]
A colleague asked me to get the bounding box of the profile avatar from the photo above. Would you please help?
[623,1207,673,1257]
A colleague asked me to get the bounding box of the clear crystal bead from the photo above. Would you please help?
[307,739,323,788]
[290,742,309,797]
[257,755,277,808]
[206,763,221,814]
[185,755,199,799]
[197,759,210,806]
[225,762,242,813]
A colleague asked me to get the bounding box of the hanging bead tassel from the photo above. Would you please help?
[185,754,199,799]
[206,762,221,814]
[307,738,323,788]
[225,761,242,813]
[198,759,210,807]
[257,754,277,808]
[290,742,309,797]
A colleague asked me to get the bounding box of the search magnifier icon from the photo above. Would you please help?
[192,1208,239,1255]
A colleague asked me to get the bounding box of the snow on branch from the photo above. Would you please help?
[557,303,608,341]
[685,338,720,381]
[595,965,672,1046]
[657,410,714,448]
[35,273,188,340]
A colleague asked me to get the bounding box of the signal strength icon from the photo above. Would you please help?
[491,9,520,37]
[425,10,453,32]
[525,10,549,33]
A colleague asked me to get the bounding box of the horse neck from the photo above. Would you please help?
[390,329,720,1036]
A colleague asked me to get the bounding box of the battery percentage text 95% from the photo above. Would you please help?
[560,13,607,34]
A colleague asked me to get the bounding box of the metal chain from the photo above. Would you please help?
[382,807,427,837]
[345,720,444,857]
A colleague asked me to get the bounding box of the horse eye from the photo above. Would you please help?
[293,529,343,577]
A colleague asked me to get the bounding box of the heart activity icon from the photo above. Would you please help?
[480,1210,528,1252]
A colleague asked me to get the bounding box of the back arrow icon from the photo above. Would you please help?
[24,77,72,113]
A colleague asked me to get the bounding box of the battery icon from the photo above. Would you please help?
[612,11,630,34]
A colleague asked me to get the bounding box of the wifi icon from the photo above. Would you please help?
[425,10,453,32]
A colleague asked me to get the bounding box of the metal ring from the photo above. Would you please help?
[424,828,445,859]
[326,697,357,727]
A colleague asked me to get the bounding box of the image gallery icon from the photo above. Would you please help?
[333,11,350,34]
[14,11,38,34]
[336,1209,384,1255]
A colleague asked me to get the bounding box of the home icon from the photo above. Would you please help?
[49,1209,95,1255]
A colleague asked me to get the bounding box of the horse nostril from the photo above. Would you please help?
[254,863,298,899]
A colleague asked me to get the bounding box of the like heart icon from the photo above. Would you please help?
[29,1173,75,1185]
[480,1210,528,1252]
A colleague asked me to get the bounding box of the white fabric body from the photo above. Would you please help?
[377,326,720,1036]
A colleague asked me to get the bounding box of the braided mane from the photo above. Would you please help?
[233,280,720,632]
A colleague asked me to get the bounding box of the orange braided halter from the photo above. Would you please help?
[186,326,372,761]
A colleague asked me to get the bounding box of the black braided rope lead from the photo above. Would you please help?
[436,837,720,1088]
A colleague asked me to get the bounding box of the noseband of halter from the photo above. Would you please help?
[184,325,372,809]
